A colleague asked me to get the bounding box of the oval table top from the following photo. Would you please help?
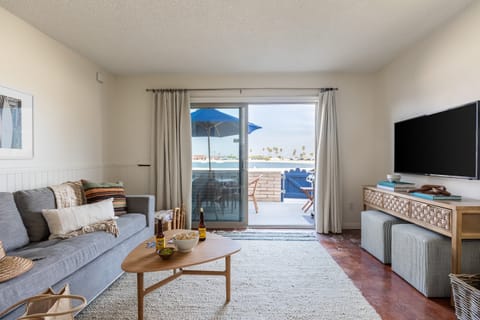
[121,229,241,273]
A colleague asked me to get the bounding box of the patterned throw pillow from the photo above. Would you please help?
[42,198,116,237]
[81,180,127,216]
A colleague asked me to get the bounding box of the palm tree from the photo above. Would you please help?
[265,147,274,160]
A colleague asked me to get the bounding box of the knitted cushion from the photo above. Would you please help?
[361,210,408,264]
[392,224,480,297]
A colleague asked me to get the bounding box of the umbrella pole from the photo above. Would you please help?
[208,133,211,171]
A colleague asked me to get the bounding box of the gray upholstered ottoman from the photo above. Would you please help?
[361,210,407,264]
[391,224,480,297]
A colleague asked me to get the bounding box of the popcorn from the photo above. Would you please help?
[174,231,198,240]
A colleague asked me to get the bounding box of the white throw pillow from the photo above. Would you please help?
[42,198,115,236]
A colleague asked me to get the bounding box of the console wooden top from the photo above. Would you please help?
[363,186,480,274]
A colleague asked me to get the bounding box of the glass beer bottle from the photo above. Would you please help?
[198,208,207,241]
[155,220,166,250]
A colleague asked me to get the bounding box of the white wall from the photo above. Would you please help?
[378,2,480,198]
[0,5,379,229]
[105,73,379,228]
[0,7,114,191]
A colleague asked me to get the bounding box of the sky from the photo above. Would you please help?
[192,104,315,159]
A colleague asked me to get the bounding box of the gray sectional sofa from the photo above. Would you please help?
[0,187,154,320]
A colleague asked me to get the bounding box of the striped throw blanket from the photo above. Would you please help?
[49,181,85,208]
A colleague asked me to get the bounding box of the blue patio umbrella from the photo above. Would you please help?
[191,108,262,170]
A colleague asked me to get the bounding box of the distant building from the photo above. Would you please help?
[192,154,207,160]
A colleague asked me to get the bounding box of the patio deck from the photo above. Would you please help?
[248,198,314,229]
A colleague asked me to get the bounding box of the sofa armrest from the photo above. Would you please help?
[126,195,155,228]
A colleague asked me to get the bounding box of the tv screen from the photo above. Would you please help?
[394,101,479,179]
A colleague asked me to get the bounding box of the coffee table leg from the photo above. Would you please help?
[137,273,144,320]
[226,255,231,303]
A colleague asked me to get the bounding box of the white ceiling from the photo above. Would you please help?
[0,0,473,75]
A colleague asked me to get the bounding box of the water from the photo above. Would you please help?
[193,160,314,170]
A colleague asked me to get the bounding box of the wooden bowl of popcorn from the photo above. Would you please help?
[173,231,199,253]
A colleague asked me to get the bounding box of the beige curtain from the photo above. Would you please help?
[314,90,342,234]
[153,90,193,228]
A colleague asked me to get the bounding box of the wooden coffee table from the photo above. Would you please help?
[121,230,241,320]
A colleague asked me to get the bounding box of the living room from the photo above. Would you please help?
[0,1,479,319]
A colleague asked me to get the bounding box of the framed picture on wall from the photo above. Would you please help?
[0,86,33,159]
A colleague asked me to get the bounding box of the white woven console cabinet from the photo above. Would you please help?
[363,186,480,276]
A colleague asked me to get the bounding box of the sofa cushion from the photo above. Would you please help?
[42,198,115,237]
[0,213,147,313]
[14,188,56,242]
[0,193,29,252]
[82,180,127,216]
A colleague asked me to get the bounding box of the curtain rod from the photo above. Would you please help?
[145,87,338,93]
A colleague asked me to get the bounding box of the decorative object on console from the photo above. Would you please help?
[408,184,461,200]
[409,184,451,195]
[386,173,401,182]
[81,180,127,215]
[376,180,415,192]
[0,86,33,159]
[411,192,462,201]
[0,240,34,283]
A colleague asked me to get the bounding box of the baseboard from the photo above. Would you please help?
[342,222,360,229]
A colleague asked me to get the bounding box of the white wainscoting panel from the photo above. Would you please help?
[0,165,104,192]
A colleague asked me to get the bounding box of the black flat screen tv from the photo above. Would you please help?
[394,101,480,179]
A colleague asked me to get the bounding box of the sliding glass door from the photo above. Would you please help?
[191,104,248,228]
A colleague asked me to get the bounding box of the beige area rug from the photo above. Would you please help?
[77,241,380,320]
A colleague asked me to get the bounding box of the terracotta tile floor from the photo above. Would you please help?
[317,230,456,320]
